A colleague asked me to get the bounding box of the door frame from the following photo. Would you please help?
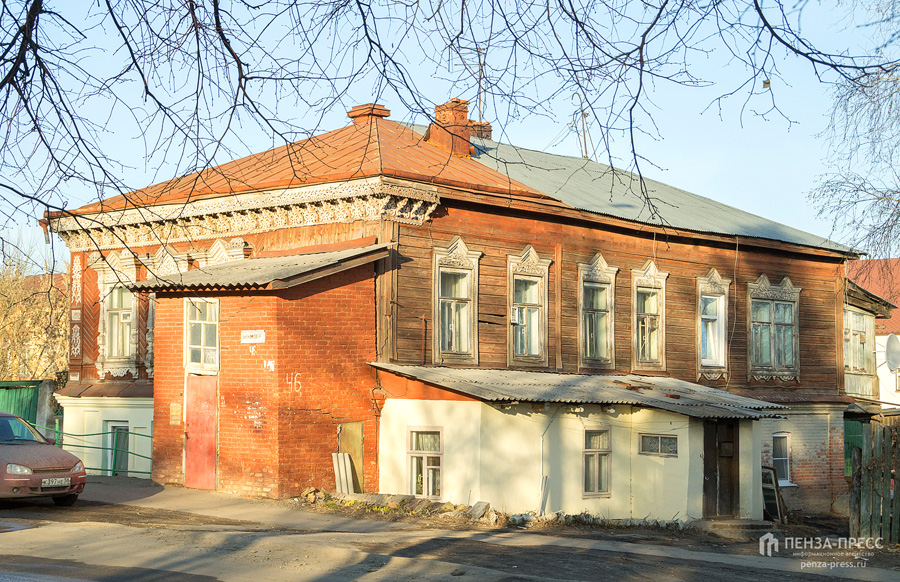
[702,419,740,519]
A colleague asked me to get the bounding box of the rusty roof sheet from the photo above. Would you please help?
[131,243,391,292]
[60,118,542,216]
[55,381,153,399]
[370,364,785,419]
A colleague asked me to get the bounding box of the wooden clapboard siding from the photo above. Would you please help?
[392,201,845,391]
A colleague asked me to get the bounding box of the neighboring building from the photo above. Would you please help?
[849,259,900,409]
[45,99,868,518]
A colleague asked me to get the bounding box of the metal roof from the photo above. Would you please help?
[130,243,392,292]
[405,124,851,253]
[371,363,786,419]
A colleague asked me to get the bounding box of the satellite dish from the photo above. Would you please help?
[886,334,900,372]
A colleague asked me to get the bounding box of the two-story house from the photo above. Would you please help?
[46,99,866,520]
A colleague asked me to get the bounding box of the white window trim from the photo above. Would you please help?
[638,433,678,457]
[183,297,220,374]
[748,274,802,382]
[432,237,482,365]
[507,246,552,367]
[407,426,443,500]
[89,250,140,378]
[578,253,618,370]
[697,268,731,380]
[632,260,668,371]
[583,426,611,498]
[772,432,793,485]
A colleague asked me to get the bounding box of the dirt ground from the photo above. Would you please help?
[1,494,898,579]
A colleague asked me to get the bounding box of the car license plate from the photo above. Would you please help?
[41,477,70,487]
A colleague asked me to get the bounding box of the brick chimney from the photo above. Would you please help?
[469,120,492,140]
[425,98,473,157]
[347,103,391,124]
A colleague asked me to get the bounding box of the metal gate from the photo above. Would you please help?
[0,380,40,423]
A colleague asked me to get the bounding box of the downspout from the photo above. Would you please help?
[538,404,563,514]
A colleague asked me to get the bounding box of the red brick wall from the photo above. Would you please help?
[151,264,379,498]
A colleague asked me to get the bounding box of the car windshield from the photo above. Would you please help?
[0,416,47,444]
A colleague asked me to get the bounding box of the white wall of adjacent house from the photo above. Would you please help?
[54,396,153,478]
[875,334,900,408]
[379,398,762,521]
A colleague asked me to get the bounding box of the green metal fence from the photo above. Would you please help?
[36,420,153,476]
[0,380,41,423]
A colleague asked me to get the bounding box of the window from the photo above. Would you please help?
[439,271,471,354]
[772,433,791,484]
[700,295,725,366]
[748,275,801,381]
[107,286,133,359]
[408,429,442,498]
[512,275,542,357]
[583,429,610,496]
[639,434,678,456]
[433,238,482,365]
[632,261,668,371]
[696,269,731,379]
[507,246,551,366]
[636,289,660,362]
[844,309,869,373]
[186,299,218,370]
[578,253,618,369]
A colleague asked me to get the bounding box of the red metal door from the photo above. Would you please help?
[184,374,217,490]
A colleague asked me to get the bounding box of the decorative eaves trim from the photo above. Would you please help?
[50,176,439,252]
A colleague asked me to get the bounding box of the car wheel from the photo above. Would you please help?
[52,494,78,507]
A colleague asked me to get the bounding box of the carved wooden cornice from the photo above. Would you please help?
[50,177,439,252]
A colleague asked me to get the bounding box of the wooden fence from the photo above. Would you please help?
[850,423,899,544]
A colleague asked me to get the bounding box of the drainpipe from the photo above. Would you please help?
[538,404,562,515]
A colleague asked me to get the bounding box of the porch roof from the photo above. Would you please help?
[129,242,392,292]
[370,363,786,419]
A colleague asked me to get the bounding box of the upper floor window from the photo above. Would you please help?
[844,308,871,373]
[185,298,218,372]
[508,246,551,367]
[632,261,668,371]
[697,269,731,379]
[432,237,482,365]
[107,286,133,359]
[748,275,801,381]
[578,253,618,369]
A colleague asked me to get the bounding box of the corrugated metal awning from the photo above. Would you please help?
[130,243,392,292]
[370,363,786,419]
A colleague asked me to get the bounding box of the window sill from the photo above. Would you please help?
[778,481,797,488]
[185,366,219,375]
[582,492,611,499]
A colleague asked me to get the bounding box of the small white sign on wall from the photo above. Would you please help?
[241,330,266,344]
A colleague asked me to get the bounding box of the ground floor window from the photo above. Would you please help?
[639,434,678,456]
[583,429,610,495]
[772,433,791,484]
[408,429,442,498]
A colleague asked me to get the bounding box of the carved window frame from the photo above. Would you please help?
[89,250,140,378]
[432,237,482,365]
[507,246,552,367]
[747,274,802,382]
[578,253,618,370]
[697,268,731,381]
[631,260,668,372]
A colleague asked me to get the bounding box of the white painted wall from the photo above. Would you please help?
[379,399,761,521]
[55,396,154,478]
[876,334,900,408]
